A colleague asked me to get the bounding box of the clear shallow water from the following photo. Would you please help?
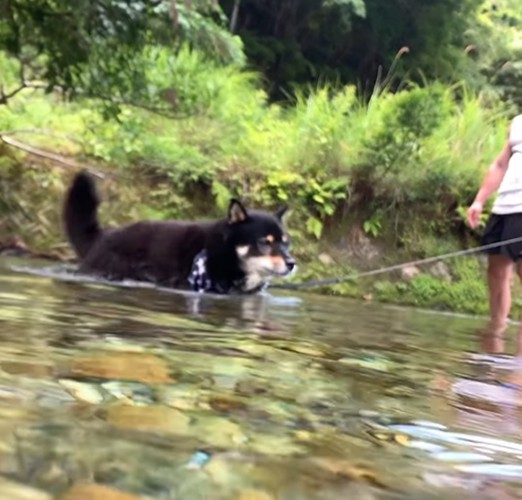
[1,257,522,499]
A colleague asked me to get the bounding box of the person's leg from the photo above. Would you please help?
[514,259,522,356]
[487,254,513,333]
[480,325,505,353]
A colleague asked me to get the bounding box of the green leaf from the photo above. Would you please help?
[306,217,323,239]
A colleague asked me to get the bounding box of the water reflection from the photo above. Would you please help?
[370,321,522,496]
[451,324,522,438]
[1,257,522,498]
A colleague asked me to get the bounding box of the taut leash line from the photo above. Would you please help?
[270,235,522,290]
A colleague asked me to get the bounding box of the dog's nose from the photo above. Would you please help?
[286,259,296,271]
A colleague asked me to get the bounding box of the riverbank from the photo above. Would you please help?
[0,50,512,315]
[0,157,495,316]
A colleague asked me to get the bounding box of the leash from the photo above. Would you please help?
[270,235,522,290]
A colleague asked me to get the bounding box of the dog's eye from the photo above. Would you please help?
[258,237,272,247]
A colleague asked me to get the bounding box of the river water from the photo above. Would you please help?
[1,256,522,499]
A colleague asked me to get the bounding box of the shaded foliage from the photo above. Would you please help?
[0,0,520,109]
[219,0,483,98]
[0,0,243,111]
[476,0,522,110]
[0,1,165,96]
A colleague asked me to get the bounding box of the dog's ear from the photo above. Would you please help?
[228,199,248,224]
[275,205,289,221]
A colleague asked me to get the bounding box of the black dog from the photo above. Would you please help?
[63,171,296,293]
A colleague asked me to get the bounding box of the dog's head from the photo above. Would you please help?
[227,199,296,291]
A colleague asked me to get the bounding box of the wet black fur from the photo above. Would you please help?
[63,171,292,293]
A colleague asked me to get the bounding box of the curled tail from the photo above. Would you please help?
[63,171,102,258]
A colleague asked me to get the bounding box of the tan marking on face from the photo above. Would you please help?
[282,235,288,243]
[239,253,292,291]
[270,255,285,268]
[241,255,287,277]
[242,256,273,274]
[236,245,250,258]
[265,234,275,243]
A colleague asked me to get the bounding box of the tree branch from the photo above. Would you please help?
[0,77,61,105]
[0,82,27,105]
[0,133,106,179]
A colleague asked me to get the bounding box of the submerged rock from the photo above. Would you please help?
[1,361,54,378]
[59,379,106,404]
[101,381,155,405]
[191,416,247,447]
[311,458,386,488]
[207,394,248,412]
[104,405,190,435]
[157,384,200,411]
[236,488,275,500]
[67,352,173,384]
[246,433,305,456]
[61,483,144,500]
[0,478,51,500]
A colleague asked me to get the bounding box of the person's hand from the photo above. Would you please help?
[467,201,483,229]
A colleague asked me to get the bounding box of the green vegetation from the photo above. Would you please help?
[373,259,490,315]
[1,0,521,315]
